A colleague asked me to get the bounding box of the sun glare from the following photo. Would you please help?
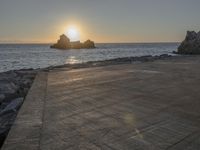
[65,26,80,42]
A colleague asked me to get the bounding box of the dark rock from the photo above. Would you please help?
[51,34,95,50]
[178,31,200,54]
[0,80,18,95]
[0,112,17,147]
[160,54,170,58]
[0,98,23,115]
[139,55,154,61]
[173,51,178,54]
[0,97,23,146]
[0,94,5,104]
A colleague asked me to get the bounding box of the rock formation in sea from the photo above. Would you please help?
[83,40,95,49]
[50,34,71,49]
[50,34,95,49]
[178,31,200,54]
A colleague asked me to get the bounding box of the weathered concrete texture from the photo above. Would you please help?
[2,56,200,150]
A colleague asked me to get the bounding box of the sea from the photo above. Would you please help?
[0,43,179,73]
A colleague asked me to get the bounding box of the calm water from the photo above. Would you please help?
[0,43,179,72]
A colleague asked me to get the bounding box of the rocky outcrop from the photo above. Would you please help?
[50,34,95,50]
[50,34,71,49]
[178,31,200,54]
[83,40,95,49]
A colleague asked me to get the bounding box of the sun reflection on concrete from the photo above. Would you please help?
[135,128,143,139]
[124,113,143,139]
[124,113,136,128]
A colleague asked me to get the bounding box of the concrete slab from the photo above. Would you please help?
[2,56,200,150]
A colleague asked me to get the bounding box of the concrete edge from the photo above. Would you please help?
[1,72,48,150]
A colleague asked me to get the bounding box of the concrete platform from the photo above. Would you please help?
[2,56,200,150]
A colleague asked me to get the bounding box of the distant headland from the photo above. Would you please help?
[50,34,95,50]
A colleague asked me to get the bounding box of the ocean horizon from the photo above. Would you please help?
[0,43,179,72]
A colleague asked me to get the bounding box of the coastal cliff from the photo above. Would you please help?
[50,34,95,50]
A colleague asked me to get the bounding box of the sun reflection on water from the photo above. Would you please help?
[66,56,79,64]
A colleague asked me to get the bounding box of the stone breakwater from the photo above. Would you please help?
[0,54,172,148]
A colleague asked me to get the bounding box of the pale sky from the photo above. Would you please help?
[0,0,200,43]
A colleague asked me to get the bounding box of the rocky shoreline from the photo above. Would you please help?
[45,54,174,70]
[0,69,39,147]
[0,54,173,147]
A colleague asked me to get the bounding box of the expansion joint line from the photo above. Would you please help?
[38,72,48,150]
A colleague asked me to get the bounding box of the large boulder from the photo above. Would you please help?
[0,80,18,95]
[0,98,23,115]
[178,31,200,54]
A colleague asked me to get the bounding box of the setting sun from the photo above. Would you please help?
[65,26,80,42]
